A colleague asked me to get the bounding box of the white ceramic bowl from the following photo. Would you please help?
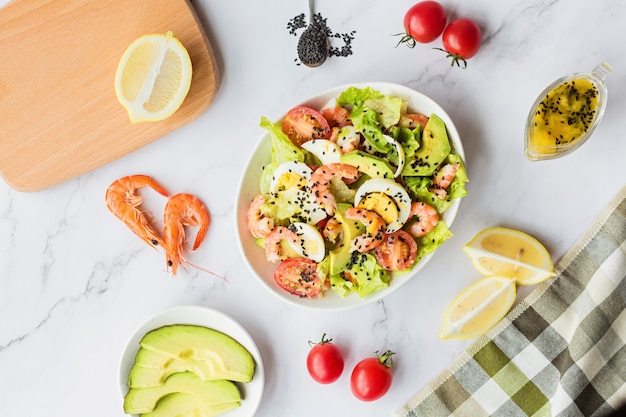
[235,82,465,311]
[118,305,264,417]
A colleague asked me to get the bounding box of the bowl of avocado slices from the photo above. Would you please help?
[235,82,468,311]
[119,305,264,417]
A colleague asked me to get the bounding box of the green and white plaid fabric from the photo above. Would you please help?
[397,187,626,417]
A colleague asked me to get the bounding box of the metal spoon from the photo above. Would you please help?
[297,0,328,67]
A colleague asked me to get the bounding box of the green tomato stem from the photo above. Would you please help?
[377,350,396,368]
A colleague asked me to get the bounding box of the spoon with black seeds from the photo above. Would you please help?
[297,0,328,67]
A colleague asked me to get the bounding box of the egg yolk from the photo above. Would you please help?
[275,173,308,192]
[358,192,398,224]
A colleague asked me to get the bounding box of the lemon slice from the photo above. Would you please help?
[115,31,192,123]
[439,276,516,340]
[462,227,556,286]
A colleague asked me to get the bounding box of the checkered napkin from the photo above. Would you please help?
[397,186,626,417]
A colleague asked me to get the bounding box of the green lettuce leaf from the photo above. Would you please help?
[388,125,421,167]
[260,116,304,165]
[402,153,468,213]
[262,188,326,224]
[327,252,391,298]
[336,87,403,153]
[446,154,469,201]
[415,220,453,261]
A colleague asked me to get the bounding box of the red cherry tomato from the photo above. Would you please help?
[440,18,482,68]
[350,350,395,402]
[397,1,447,47]
[281,106,331,147]
[274,258,324,298]
[306,334,345,384]
[375,231,418,271]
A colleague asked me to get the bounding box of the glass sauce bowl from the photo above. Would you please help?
[524,62,611,161]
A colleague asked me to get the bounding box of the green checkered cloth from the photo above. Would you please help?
[397,186,626,417]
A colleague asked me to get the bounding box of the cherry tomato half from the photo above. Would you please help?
[397,1,447,47]
[440,18,482,68]
[306,334,345,384]
[281,106,331,147]
[350,350,395,402]
[375,230,418,271]
[274,258,324,298]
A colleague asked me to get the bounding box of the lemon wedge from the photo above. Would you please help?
[462,227,556,286]
[115,31,192,123]
[439,276,516,340]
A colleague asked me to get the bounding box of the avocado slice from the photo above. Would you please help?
[402,114,450,176]
[123,372,241,414]
[328,203,364,275]
[141,392,239,417]
[340,150,394,179]
[137,325,255,385]
[129,348,252,388]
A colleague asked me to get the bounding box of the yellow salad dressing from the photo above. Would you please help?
[530,78,598,152]
[525,63,610,161]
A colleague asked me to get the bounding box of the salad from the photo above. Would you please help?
[246,86,468,299]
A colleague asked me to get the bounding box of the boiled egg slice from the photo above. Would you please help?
[287,222,326,263]
[321,97,338,110]
[269,161,313,196]
[302,139,342,165]
[382,134,405,178]
[354,178,412,233]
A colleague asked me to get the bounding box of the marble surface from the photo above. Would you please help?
[1,0,625,416]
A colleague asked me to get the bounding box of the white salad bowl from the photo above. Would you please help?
[235,82,465,311]
[118,305,265,417]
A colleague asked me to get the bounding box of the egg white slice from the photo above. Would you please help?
[302,139,342,165]
[354,178,412,233]
[382,134,405,178]
[269,161,313,195]
[287,222,326,263]
[321,97,338,110]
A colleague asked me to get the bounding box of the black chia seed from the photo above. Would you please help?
[287,12,356,66]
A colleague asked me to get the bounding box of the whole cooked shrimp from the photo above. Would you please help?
[264,226,300,263]
[105,175,170,248]
[247,194,274,239]
[310,163,360,215]
[163,193,211,275]
[345,207,386,252]
[408,202,439,237]
[431,163,460,199]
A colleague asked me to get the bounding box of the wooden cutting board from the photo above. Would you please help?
[0,0,219,192]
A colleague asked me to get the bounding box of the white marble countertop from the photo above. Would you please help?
[1,0,625,416]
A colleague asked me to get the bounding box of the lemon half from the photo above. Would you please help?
[115,31,192,123]
[439,276,516,340]
[462,227,555,286]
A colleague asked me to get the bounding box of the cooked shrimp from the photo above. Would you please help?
[310,163,360,215]
[321,106,351,128]
[345,207,386,252]
[105,175,170,248]
[408,202,439,237]
[163,193,211,275]
[431,163,460,199]
[264,226,300,263]
[323,217,343,244]
[247,194,274,239]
